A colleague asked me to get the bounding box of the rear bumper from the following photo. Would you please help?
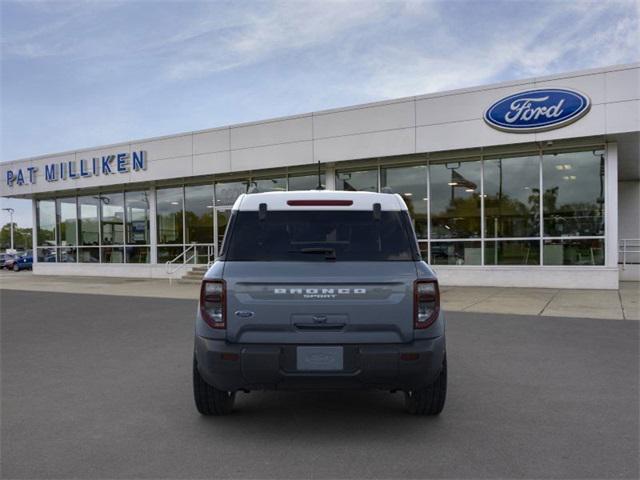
[194,335,445,392]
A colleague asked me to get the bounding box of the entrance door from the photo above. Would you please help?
[213,207,233,258]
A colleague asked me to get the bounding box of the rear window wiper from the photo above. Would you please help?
[288,248,337,260]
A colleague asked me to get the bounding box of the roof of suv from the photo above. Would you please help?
[233,190,409,211]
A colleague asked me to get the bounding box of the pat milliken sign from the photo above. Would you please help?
[5,151,147,187]
[484,88,591,133]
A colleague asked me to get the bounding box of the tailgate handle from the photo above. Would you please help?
[295,323,346,331]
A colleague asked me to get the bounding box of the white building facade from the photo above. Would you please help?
[2,63,639,289]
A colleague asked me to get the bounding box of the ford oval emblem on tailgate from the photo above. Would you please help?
[235,310,254,318]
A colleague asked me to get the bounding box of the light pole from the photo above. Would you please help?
[2,207,15,251]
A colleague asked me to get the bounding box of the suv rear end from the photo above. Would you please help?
[193,191,446,415]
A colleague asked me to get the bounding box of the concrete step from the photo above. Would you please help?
[182,273,205,280]
[188,268,209,274]
[170,264,210,284]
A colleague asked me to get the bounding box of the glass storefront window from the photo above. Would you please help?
[288,173,325,191]
[56,198,77,246]
[100,193,124,245]
[28,148,608,268]
[430,160,481,239]
[78,196,100,246]
[157,246,184,264]
[542,150,605,237]
[543,238,604,265]
[195,245,214,264]
[251,177,286,193]
[381,165,428,239]
[125,191,150,245]
[484,155,540,238]
[431,241,482,265]
[101,246,124,263]
[36,200,56,246]
[77,247,100,263]
[37,246,57,262]
[185,184,214,244]
[485,240,540,265]
[126,246,150,264]
[58,246,77,263]
[157,187,183,244]
[215,180,248,206]
[336,169,378,192]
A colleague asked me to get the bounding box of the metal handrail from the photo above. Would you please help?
[166,243,197,281]
[619,238,640,269]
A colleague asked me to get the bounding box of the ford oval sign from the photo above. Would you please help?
[484,88,591,133]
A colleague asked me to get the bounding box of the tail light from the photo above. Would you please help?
[414,279,439,329]
[200,279,226,329]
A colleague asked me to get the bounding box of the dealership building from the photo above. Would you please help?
[1,63,638,289]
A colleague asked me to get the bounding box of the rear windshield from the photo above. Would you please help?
[223,210,418,261]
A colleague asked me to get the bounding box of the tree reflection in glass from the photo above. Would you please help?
[542,150,605,237]
[430,160,481,239]
[381,165,428,239]
[36,200,56,246]
[185,184,214,244]
[336,170,378,192]
[156,187,183,244]
[484,155,540,238]
[78,196,100,246]
[215,180,249,206]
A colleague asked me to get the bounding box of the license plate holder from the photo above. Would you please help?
[296,346,343,371]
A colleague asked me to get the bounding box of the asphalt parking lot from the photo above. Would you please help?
[1,289,638,479]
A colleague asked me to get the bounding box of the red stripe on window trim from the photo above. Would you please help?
[286,200,353,206]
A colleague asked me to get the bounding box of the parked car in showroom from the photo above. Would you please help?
[12,251,33,271]
[193,191,446,416]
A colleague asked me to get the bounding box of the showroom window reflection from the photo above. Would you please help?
[430,160,482,240]
[56,198,77,263]
[336,169,378,192]
[380,165,429,239]
[542,150,605,237]
[77,196,100,263]
[484,155,540,238]
[336,149,606,266]
[125,191,151,263]
[36,199,56,262]
[32,150,606,267]
[36,190,151,264]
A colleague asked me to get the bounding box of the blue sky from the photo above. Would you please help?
[1,0,639,228]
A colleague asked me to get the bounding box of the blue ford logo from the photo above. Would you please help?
[484,88,590,133]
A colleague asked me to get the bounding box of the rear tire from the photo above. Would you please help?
[404,354,447,415]
[12,264,19,272]
[193,355,235,415]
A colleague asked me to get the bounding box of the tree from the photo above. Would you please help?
[0,223,32,251]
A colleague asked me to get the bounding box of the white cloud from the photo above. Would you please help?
[351,1,639,100]
[4,0,636,91]
[164,1,403,80]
